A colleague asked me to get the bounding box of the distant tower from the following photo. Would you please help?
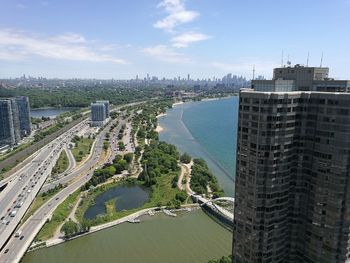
[252,65,255,80]
[187,74,190,81]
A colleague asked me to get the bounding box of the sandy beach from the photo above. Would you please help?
[155,125,164,132]
[156,113,167,118]
[172,101,184,107]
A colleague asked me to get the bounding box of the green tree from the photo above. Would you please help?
[61,220,79,238]
[118,141,125,151]
[175,192,187,202]
[124,153,134,164]
[180,153,191,164]
[103,141,109,151]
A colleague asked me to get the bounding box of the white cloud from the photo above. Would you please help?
[16,3,26,9]
[0,29,127,64]
[143,44,190,63]
[154,0,199,32]
[171,32,211,48]
[52,33,86,44]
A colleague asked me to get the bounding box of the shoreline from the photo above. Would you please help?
[158,97,235,195]
[155,125,164,132]
[37,204,200,250]
[172,101,184,107]
[156,113,167,118]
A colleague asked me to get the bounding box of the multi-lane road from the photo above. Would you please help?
[0,118,119,263]
[0,120,88,252]
[0,101,144,263]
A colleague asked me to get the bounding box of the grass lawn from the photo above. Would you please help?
[21,185,65,224]
[146,171,183,207]
[35,190,80,242]
[51,150,69,175]
[71,138,94,163]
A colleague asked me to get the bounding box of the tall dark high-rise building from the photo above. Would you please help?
[0,96,31,148]
[0,99,16,147]
[233,65,350,263]
[8,98,21,143]
[15,96,31,136]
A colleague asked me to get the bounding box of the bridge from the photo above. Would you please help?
[192,195,234,223]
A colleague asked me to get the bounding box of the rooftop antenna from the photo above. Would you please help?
[252,64,255,80]
[281,50,284,67]
[306,52,310,66]
[320,52,324,67]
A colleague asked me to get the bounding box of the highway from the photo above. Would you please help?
[0,120,88,252]
[0,101,144,262]
[0,118,118,263]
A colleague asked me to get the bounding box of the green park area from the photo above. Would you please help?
[52,150,69,175]
[71,137,94,163]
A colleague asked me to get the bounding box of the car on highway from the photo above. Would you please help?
[4,249,9,254]
[20,235,24,240]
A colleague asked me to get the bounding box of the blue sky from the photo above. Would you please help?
[0,0,349,79]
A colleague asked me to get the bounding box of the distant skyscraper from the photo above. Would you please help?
[15,96,31,136]
[187,74,190,81]
[233,65,350,263]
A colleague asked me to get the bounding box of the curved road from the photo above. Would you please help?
[0,119,115,263]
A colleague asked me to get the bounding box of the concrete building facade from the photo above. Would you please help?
[252,64,349,92]
[91,102,107,127]
[233,89,350,263]
[96,100,110,118]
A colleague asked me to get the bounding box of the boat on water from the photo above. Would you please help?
[127,219,141,223]
[148,210,155,216]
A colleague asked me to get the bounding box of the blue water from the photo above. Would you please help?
[30,108,78,118]
[159,97,239,196]
[84,185,150,220]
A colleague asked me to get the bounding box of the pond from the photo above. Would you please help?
[84,184,150,220]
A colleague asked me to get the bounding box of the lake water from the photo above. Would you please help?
[158,97,238,196]
[84,185,150,220]
[30,108,78,118]
[21,99,235,263]
[22,210,232,263]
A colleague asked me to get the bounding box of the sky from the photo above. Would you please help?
[0,0,349,80]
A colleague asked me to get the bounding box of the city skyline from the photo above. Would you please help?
[1,0,350,79]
